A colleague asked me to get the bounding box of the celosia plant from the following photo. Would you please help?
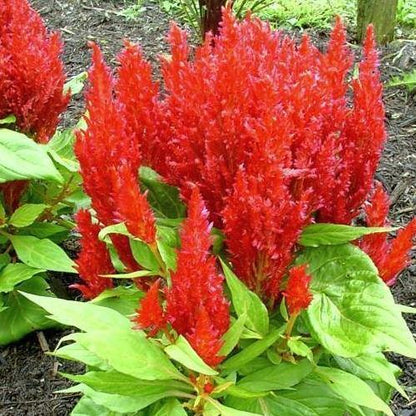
[0,0,83,345]
[25,9,416,416]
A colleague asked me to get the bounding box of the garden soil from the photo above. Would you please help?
[0,1,415,415]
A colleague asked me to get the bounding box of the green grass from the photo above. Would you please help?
[118,0,146,20]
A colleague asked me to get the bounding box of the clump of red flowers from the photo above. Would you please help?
[0,0,69,143]
[359,183,416,286]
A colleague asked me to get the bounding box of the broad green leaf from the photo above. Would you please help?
[221,260,269,337]
[0,264,45,293]
[165,335,218,375]
[334,353,407,398]
[20,222,68,239]
[68,383,160,414]
[71,396,114,416]
[299,224,393,247]
[9,204,49,228]
[297,244,416,358]
[70,330,184,381]
[0,201,5,223]
[155,398,187,416]
[221,327,284,373]
[21,292,132,331]
[63,71,88,96]
[156,225,178,271]
[140,167,186,219]
[314,367,393,416]
[220,314,247,356]
[0,253,11,269]
[130,239,160,271]
[64,370,192,397]
[91,286,144,316]
[0,115,16,125]
[237,359,313,392]
[397,304,416,314]
[207,399,262,416]
[10,235,76,273]
[100,270,155,279]
[226,377,361,416]
[0,128,63,183]
[52,342,110,371]
[0,276,58,345]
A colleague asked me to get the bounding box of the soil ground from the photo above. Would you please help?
[0,1,415,415]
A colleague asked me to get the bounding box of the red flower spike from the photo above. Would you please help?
[380,218,416,285]
[134,279,166,337]
[112,163,156,245]
[166,188,230,366]
[0,0,69,142]
[186,306,225,368]
[72,210,114,299]
[283,265,313,316]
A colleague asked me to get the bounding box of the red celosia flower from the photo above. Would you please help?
[112,162,156,245]
[359,183,416,285]
[283,264,313,315]
[0,0,69,143]
[76,42,157,271]
[166,188,230,366]
[133,279,166,337]
[72,210,114,299]
[186,306,225,367]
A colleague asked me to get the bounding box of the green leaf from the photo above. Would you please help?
[207,399,262,416]
[70,330,184,381]
[0,263,45,293]
[64,370,192,398]
[287,338,313,362]
[130,239,160,272]
[237,359,313,392]
[221,327,284,373]
[0,276,58,345]
[98,222,132,242]
[0,200,6,223]
[20,222,69,240]
[165,335,218,375]
[314,366,394,416]
[10,235,76,273]
[299,223,392,247]
[63,71,88,96]
[220,314,247,356]
[156,226,178,271]
[71,396,114,416]
[47,129,79,172]
[0,128,63,183]
[155,398,187,416]
[91,286,144,316]
[52,342,111,371]
[100,270,156,279]
[20,292,132,332]
[140,167,186,219]
[334,353,407,399]
[0,115,16,125]
[297,244,416,358]
[226,377,361,416]
[9,204,49,228]
[221,259,269,337]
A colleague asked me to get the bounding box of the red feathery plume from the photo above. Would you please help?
[359,183,416,285]
[134,279,166,337]
[72,210,114,299]
[283,264,313,315]
[0,0,69,143]
[112,163,156,245]
[166,188,230,366]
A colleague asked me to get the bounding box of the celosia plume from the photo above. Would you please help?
[72,210,114,299]
[134,279,166,337]
[0,0,69,143]
[283,265,313,315]
[359,183,416,285]
[166,188,230,366]
[76,42,156,272]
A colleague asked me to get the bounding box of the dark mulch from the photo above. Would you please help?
[1,1,415,415]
